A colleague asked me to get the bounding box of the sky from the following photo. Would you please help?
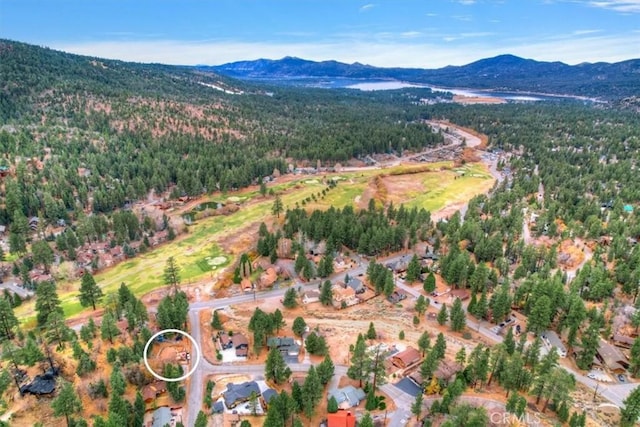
[0,0,639,68]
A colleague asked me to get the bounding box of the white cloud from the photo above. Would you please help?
[50,32,640,69]
[359,3,375,12]
[452,14,473,21]
[426,12,438,16]
[572,29,602,35]
[457,0,477,4]
[400,31,423,38]
[588,0,640,12]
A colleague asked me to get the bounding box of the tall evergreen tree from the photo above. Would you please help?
[100,311,120,344]
[406,254,421,283]
[52,381,82,427]
[0,298,18,341]
[35,281,63,326]
[450,297,466,332]
[265,348,291,384]
[163,256,181,291]
[78,272,103,310]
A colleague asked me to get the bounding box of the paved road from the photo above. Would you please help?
[0,281,34,299]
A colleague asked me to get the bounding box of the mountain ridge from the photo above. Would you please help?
[207,54,640,99]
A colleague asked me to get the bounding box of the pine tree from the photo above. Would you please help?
[265,348,291,384]
[194,411,209,427]
[437,303,448,325]
[366,322,377,340]
[163,256,181,291]
[320,280,333,306]
[35,281,63,326]
[78,272,103,310]
[450,297,466,332]
[347,333,368,387]
[359,412,374,427]
[211,310,223,330]
[415,295,427,317]
[411,391,424,421]
[503,327,515,355]
[630,337,640,377]
[417,331,431,356]
[283,287,298,309]
[327,395,339,413]
[292,316,307,337]
[0,298,18,341]
[406,254,421,283]
[100,311,120,344]
[424,271,436,293]
[52,381,82,427]
[22,336,44,365]
[615,386,640,425]
[317,354,335,385]
[272,195,283,218]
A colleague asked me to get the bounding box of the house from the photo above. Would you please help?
[387,290,407,304]
[327,386,366,410]
[327,411,356,427]
[241,277,253,292]
[541,331,567,358]
[217,332,249,357]
[391,346,422,369]
[612,334,635,349]
[258,267,278,288]
[596,339,629,372]
[332,285,359,308]
[302,290,321,305]
[345,277,365,294]
[142,381,167,403]
[386,258,409,273]
[448,289,470,301]
[223,381,261,409]
[29,216,39,231]
[434,360,463,381]
[234,334,249,357]
[267,337,300,357]
[262,388,278,406]
[150,407,172,427]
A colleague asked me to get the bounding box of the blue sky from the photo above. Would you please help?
[1,0,638,67]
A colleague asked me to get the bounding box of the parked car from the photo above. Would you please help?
[587,373,597,380]
[618,374,626,383]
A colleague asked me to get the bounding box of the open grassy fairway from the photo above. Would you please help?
[16,161,494,325]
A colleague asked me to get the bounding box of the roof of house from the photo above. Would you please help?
[327,386,366,409]
[327,411,357,427]
[612,334,635,347]
[391,346,421,368]
[597,339,629,371]
[434,360,463,381]
[263,388,278,404]
[346,278,364,291]
[303,290,321,300]
[448,289,470,300]
[259,267,278,287]
[233,333,249,347]
[219,332,232,347]
[151,407,172,427]
[223,381,261,408]
[332,285,356,299]
[267,336,296,348]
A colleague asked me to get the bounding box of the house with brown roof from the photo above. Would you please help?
[596,339,629,373]
[142,381,167,403]
[302,290,321,305]
[217,332,249,357]
[391,346,422,369]
[332,285,358,308]
[612,334,635,349]
[258,267,278,289]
